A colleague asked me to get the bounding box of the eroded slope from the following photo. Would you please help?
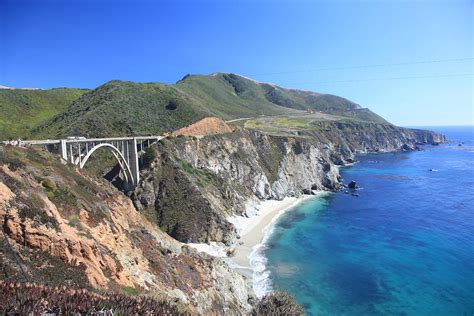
[0,146,253,314]
[132,123,445,243]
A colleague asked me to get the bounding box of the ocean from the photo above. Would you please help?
[259,126,474,315]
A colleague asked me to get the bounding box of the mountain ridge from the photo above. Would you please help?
[0,73,447,314]
[26,73,389,138]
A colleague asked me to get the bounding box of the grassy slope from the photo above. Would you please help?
[175,74,303,119]
[243,112,390,137]
[34,80,213,138]
[0,88,88,139]
[31,73,389,138]
[177,74,387,124]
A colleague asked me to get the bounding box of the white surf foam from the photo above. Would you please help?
[250,242,273,298]
[247,193,329,298]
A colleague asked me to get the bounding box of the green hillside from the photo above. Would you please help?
[0,88,88,139]
[177,73,387,123]
[28,73,388,138]
[34,80,211,138]
[33,75,300,138]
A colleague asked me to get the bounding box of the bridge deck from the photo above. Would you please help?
[1,135,165,189]
[1,136,163,146]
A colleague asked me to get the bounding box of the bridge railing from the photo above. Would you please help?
[1,136,165,188]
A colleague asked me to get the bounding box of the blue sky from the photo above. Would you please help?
[1,0,472,126]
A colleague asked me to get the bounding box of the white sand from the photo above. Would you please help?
[186,198,307,261]
[229,196,314,277]
[187,194,321,297]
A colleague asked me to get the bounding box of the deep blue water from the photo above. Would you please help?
[264,126,474,315]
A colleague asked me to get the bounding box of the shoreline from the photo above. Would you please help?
[187,192,329,297]
[228,194,320,297]
[229,197,308,273]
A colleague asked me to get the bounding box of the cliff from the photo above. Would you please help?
[132,121,445,244]
[0,72,448,314]
[0,146,254,314]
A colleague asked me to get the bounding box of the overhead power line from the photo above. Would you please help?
[251,57,474,76]
[295,73,474,85]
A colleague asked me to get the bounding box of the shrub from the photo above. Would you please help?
[41,178,57,192]
[176,158,218,187]
[0,148,26,171]
[120,285,139,296]
[0,281,186,315]
[51,187,77,208]
[165,99,179,111]
[252,291,305,316]
[142,147,157,168]
[68,215,80,227]
[17,193,59,229]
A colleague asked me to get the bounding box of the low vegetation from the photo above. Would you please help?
[176,157,220,188]
[0,146,104,223]
[33,80,212,138]
[0,74,415,315]
[142,147,157,168]
[0,281,185,315]
[0,73,389,139]
[0,88,87,139]
[252,291,305,316]
[0,145,253,313]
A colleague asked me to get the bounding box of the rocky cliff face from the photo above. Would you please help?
[132,122,445,244]
[0,146,254,314]
[0,121,446,314]
[305,121,446,157]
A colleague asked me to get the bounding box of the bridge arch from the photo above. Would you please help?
[79,143,134,185]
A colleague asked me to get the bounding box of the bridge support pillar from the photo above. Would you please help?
[60,139,68,161]
[130,138,140,187]
[17,136,163,189]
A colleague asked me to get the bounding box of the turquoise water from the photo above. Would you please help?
[263,126,474,315]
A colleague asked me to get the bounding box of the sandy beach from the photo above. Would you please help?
[187,194,318,297]
[229,196,314,278]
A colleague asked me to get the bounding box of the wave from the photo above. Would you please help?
[248,193,330,298]
[249,242,272,298]
[248,199,301,297]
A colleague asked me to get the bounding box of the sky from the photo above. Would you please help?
[1,0,472,126]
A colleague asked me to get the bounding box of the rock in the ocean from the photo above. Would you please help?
[401,144,414,151]
[348,180,358,189]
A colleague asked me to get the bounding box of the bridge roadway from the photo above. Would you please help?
[1,136,164,189]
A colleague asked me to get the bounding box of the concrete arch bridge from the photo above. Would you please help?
[2,136,164,189]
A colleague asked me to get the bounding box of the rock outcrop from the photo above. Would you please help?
[0,146,254,314]
[348,180,358,189]
[172,117,233,137]
[132,121,445,243]
[0,120,446,314]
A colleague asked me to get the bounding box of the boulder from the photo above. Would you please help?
[348,180,358,189]
[401,144,414,151]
